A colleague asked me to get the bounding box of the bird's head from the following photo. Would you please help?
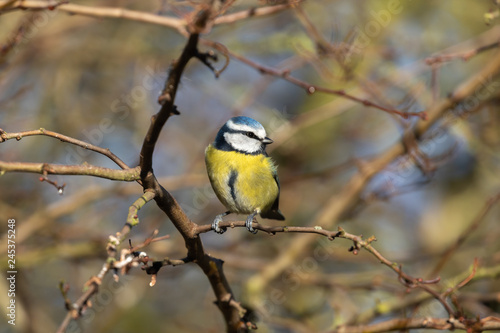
[214,116,273,154]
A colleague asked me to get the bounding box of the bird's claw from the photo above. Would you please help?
[245,216,258,234]
[212,216,226,234]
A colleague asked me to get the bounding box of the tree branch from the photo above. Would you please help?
[0,161,140,181]
[56,228,173,333]
[196,221,341,239]
[0,0,188,35]
[425,40,500,65]
[331,317,500,333]
[134,6,249,331]
[202,221,494,321]
[0,0,297,37]
[213,2,297,25]
[0,128,131,170]
[56,264,108,333]
[206,40,427,120]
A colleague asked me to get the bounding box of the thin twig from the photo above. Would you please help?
[0,128,131,170]
[425,39,500,65]
[57,229,173,332]
[56,265,107,333]
[105,191,157,268]
[443,258,480,297]
[196,221,341,240]
[206,41,427,120]
[38,174,66,194]
[214,2,298,25]
[198,223,440,289]
[0,161,140,181]
[122,190,157,239]
[330,316,500,333]
[0,0,188,35]
[199,221,498,320]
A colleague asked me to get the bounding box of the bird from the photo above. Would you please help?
[205,116,285,234]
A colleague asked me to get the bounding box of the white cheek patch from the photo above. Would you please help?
[224,132,261,153]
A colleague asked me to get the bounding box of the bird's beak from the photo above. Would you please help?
[262,137,273,145]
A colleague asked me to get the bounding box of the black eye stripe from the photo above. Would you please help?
[245,132,258,139]
[233,130,261,141]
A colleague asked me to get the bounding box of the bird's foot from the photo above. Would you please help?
[245,213,258,234]
[212,214,227,234]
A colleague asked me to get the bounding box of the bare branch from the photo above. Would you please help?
[56,268,106,333]
[0,128,131,170]
[140,30,194,176]
[214,2,298,25]
[38,174,66,194]
[0,0,188,35]
[206,40,427,120]
[425,40,500,65]
[199,222,440,287]
[0,0,298,36]
[124,191,156,232]
[0,161,140,181]
[200,221,496,320]
[443,258,480,297]
[331,316,500,333]
[57,229,172,333]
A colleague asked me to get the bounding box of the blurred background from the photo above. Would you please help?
[1,0,500,332]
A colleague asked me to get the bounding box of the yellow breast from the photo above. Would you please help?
[205,144,279,215]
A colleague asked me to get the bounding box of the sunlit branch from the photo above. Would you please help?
[205,41,427,120]
[425,40,500,65]
[0,161,140,181]
[0,128,130,170]
[214,2,298,25]
[0,0,298,37]
[0,0,188,35]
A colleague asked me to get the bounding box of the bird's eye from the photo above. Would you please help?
[245,132,258,140]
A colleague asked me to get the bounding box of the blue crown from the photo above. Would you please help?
[230,116,262,129]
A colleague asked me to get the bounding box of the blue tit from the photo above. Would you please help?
[205,116,285,234]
